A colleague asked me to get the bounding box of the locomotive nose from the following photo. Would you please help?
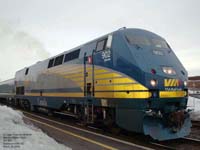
[143,111,192,141]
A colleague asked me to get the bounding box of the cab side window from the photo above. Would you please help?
[96,39,107,51]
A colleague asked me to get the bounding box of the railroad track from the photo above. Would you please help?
[150,137,200,150]
[1,103,200,150]
[22,110,154,150]
[22,109,200,150]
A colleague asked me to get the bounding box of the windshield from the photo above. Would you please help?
[151,39,169,49]
[125,34,170,49]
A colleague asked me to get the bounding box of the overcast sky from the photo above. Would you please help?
[0,0,199,80]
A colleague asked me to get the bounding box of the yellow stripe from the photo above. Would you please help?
[67,72,123,82]
[159,91,186,98]
[25,92,84,97]
[95,84,148,91]
[25,91,151,99]
[95,73,122,79]
[65,72,121,81]
[46,66,149,95]
[63,69,110,79]
[95,91,151,99]
[58,67,109,76]
[75,78,139,88]
[25,93,40,96]
[71,77,84,82]
[26,91,186,99]
[96,78,135,84]
[94,69,109,74]
[43,93,84,97]
[24,116,118,150]
[95,79,112,84]
[52,66,82,74]
[76,81,84,86]
[64,72,83,78]
[112,78,136,84]
[88,69,109,75]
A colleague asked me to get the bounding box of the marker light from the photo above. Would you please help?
[88,56,92,64]
[162,67,176,75]
[150,79,157,87]
[151,69,156,74]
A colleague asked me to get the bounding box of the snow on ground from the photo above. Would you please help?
[0,105,71,150]
[188,96,200,121]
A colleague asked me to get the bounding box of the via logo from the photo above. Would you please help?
[164,79,181,87]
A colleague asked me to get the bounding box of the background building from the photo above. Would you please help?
[188,76,200,93]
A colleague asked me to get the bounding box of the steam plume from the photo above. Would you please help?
[0,21,49,81]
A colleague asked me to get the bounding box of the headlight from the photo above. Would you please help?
[184,81,187,87]
[150,79,157,87]
[162,67,176,75]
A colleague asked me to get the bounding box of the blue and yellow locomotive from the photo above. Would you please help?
[0,28,191,140]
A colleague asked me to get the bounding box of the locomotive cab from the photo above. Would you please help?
[110,28,191,140]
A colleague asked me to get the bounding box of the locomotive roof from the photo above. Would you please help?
[0,78,15,85]
[17,27,164,72]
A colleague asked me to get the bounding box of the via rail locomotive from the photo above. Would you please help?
[0,28,191,141]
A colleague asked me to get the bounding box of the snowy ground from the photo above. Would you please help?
[0,105,71,150]
[188,96,200,121]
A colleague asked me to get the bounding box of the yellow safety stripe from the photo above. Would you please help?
[95,78,136,84]
[25,92,84,97]
[159,91,187,98]
[64,72,83,78]
[95,91,152,99]
[95,84,148,91]
[25,90,187,99]
[95,73,122,79]
[67,73,124,82]
[25,65,152,99]
[25,91,151,99]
